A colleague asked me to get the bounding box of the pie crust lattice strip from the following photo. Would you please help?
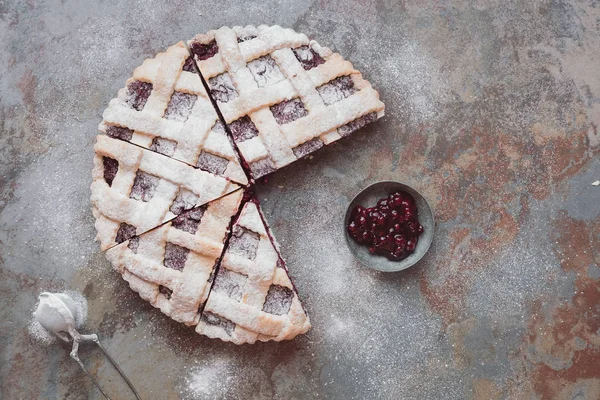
[106,190,243,324]
[189,25,385,179]
[99,41,248,186]
[196,200,310,344]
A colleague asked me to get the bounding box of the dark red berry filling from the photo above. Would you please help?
[316,75,357,106]
[292,45,325,70]
[125,81,153,111]
[172,205,206,234]
[115,222,136,244]
[164,91,197,122]
[129,171,160,202]
[196,151,229,176]
[128,236,140,253]
[182,56,196,72]
[190,40,219,61]
[228,226,260,260]
[169,190,198,215]
[208,73,238,103]
[163,242,189,271]
[292,137,324,158]
[149,137,177,157]
[201,311,236,336]
[270,98,308,125]
[247,55,285,87]
[102,156,119,187]
[338,112,377,138]
[106,125,133,141]
[262,284,294,315]
[213,268,247,301]
[237,34,257,43]
[347,191,424,261]
[228,116,259,142]
[248,157,277,179]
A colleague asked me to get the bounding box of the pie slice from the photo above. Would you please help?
[196,199,310,344]
[91,134,240,251]
[105,189,243,324]
[99,41,248,186]
[188,25,385,179]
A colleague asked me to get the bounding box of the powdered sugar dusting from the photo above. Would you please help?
[170,189,199,215]
[379,42,447,122]
[247,55,286,87]
[208,73,238,103]
[262,284,294,315]
[270,98,308,125]
[149,137,177,157]
[130,171,160,202]
[196,151,228,176]
[184,360,234,398]
[164,92,198,122]
[28,318,57,345]
[317,75,356,106]
[227,226,260,260]
[212,268,247,301]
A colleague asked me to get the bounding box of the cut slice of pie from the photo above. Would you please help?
[188,25,385,179]
[105,189,243,324]
[99,41,248,186]
[91,134,240,251]
[196,199,310,344]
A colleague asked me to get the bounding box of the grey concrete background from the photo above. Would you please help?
[1,0,599,399]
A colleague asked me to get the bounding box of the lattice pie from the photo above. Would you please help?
[93,25,384,344]
[197,200,310,344]
[99,41,247,186]
[106,190,243,324]
[189,25,385,179]
[91,135,240,251]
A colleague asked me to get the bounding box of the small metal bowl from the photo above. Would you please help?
[344,181,435,272]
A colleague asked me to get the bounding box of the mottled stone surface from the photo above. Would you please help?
[1,1,599,399]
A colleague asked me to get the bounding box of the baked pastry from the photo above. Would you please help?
[188,25,385,179]
[196,200,310,344]
[95,26,385,344]
[91,135,240,251]
[106,190,243,324]
[99,41,247,185]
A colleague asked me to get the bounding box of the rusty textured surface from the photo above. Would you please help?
[1,1,599,399]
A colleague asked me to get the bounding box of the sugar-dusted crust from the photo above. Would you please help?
[91,135,240,250]
[196,201,310,344]
[99,41,247,185]
[95,26,386,344]
[188,25,385,178]
[106,190,243,324]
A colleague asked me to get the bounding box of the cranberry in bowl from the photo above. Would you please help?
[344,181,434,272]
